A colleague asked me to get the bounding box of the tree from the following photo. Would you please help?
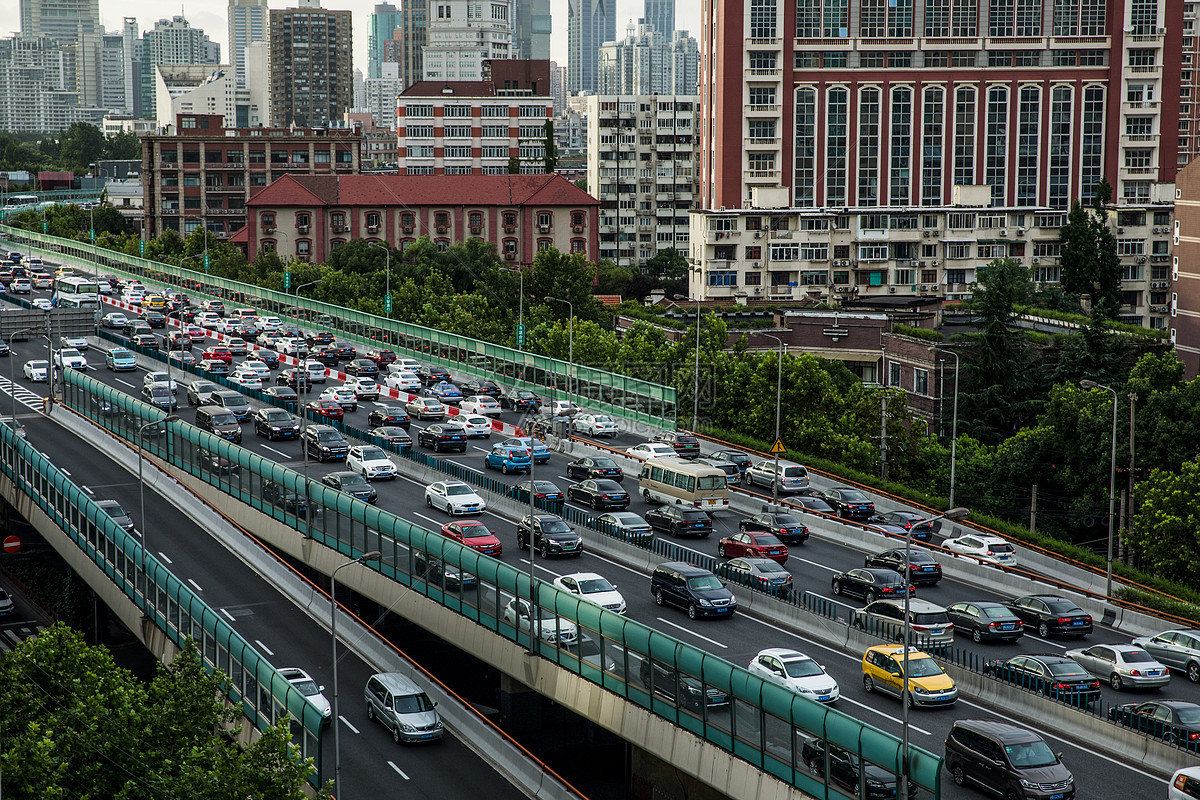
[542,119,558,173]
[0,624,329,800]
[508,156,521,174]
[643,248,688,281]
[1131,461,1200,583]
[102,130,142,161]
[1058,178,1122,320]
[58,122,103,173]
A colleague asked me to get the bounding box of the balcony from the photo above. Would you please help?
[746,169,781,181]
[746,104,781,114]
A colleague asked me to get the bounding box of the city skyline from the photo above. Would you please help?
[0,0,694,91]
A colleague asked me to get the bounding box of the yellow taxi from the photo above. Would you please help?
[862,644,957,707]
[143,294,167,310]
[54,267,75,277]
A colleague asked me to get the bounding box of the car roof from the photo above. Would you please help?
[559,571,603,581]
[951,719,1042,743]
[758,647,812,661]
[868,644,934,658]
[871,598,947,613]
[369,671,422,695]
[656,561,714,576]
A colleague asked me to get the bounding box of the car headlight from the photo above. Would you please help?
[795,686,814,694]
[399,723,416,732]
[698,598,713,606]
[1020,779,1037,789]
[913,686,929,694]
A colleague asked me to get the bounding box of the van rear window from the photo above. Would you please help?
[782,466,807,478]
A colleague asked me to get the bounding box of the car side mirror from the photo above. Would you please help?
[433,701,439,707]
[612,583,618,589]
[1056,752,1063,761]
[319,685,326,692]
[993,759,1005,768]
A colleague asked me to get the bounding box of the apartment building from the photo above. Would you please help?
[422,0,513,80]
[1172,160,1200,375]
[140,113,361,240]
[396,59,552,175]
[586,94,698,268]
[240,172,598,264]
[268,1,354,128]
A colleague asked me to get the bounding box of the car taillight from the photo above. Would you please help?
[1190,732,1200,741]
[1053,682,1069,690]
[988,622,1001,629]
[535,493,547,499]
[1057,617,1072,624]
[1129,669,1142,676]
[909,564,923,571]
[881,587,894,593]
[1085,615,1093,623]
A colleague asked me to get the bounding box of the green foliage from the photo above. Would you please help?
[0,624,328,800]
[1058,179,1123,320]
[892,324,943,342]
[1114,587,1200,625]
[102,130,142,161]
[58,123,104,173]
[643,248,688,281]
[1131,461,1200,583]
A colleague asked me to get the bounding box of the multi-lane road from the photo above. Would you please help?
[0,274,1183,798]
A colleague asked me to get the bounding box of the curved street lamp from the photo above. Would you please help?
[331,550,382,799]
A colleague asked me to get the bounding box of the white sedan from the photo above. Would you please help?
[343,377,380,400]
[100,312,127,329]
[238,359,271,376]
[60,335,89,351]
[303,360,328,384]
[319,386,357,411]
[143,371,177,393]
[747,648,840,703]
[279,667,332,724]
[54,348,88,370]
[503,598,578,645]
[23,359,48,381]
[424,480,487,515]
[31,298,53,310]
[573,413,619,437]
[460,395,502,416]
[230,370,264,390]
[385,370,422,394]
[626,442,677,460]
[550,399,580,416]
[941,534,1019,567]
[347,445,398,480]
[553,572,627,614]
[458,414,492,439]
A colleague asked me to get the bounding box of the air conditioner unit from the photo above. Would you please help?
[1153,226,1162,233]
[1118,227,1125,234]
[503,226,516,233]
[999,230,1008,237]
[1017,228,1025,235]
[918,261,927,267]
[919,285,928,291]
[888,286,897,293]
[539,225,551,233]
[1032,257,1040,264]
[755,231,763,238]
[751,262,761,268]
[264,226,275,233]
[931,260,939,267]
[367,224,380,233]
[402,225,414,233]
[573,225,584,233]
[297,225,309,233]
[753,287,762,294]
[923,230,932,237]
[1137,256,1147,263]
[1159,26,1168,33]
[504,252,516,260]
[469,226,482,234]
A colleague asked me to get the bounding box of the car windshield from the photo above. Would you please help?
[446,484,474,496]
[753,533,784,546]
[461,525,493,539]
[991,543,1016,553]
[360,447,387,460]
[291,677,320,695]
[593,458,617,467]
[316,432,343,442]
[341,473,367,486]
[912,612,950,625]
[755,561,788,575]
[212,413,237,425]
[783,658,823,678]
[102,502,128,516]
[266,410,291,421]
[681,511,709,521]
[840,489,868,501]
[533,481,556,490]
[982,606,1011,619]
[1046,662,1087,678]
[1004,740,1057,768]
[697,476,726,491]
[1176,706,1200,724]
[1044,600,1080,613]
[150,386,169,396]
[393,693,435,714]
[542,520,572,534]
[906,659,944,678]
[687,575,723,591]
[782,466,807,477]
[578,578,614,593]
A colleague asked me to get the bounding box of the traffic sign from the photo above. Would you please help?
[41,221,47,233]
[139,240,145,256]
[203,253,210,270]
[384,293,393,313]
[769,438,787,455]
[3,535,19,553]
[89,228,95,242]
[516,323,526,348]
[283,271,291,290]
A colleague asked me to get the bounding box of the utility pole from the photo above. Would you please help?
[1126,392,1137,564]
[880,392,888,481]
[1030,484,1037,534]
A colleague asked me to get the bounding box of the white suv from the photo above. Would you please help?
[942,534,1018,567]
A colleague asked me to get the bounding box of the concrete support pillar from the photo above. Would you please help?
[499,672,543,732]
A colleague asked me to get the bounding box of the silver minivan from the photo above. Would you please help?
[744,459,810,493]
[364,672,444,743]
[852,598,956,645]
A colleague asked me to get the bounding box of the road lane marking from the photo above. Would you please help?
[387,761,409,779]
[81,485,93,494]
[655,617,728,648]
[115,379,134,387]
[1022,633,1066,649]
[339,717,359,733]
[517,559,561,578]
[158,551,173,564]
[254,639,274,656]
[187,578,203,592]
[796,557,840,574]
[220,608,236,622]
[61,469,70,476]
[260,444,289,458]
[413,512,442,527]
[836,697,931,735]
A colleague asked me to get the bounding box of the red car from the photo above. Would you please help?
[440,520,503,556]
[202,346,233,364]
[305,399,344,420]
[185,326,207,342]
[366,348,397,366]
[717,530,789,564]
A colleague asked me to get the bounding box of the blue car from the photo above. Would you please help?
[483,443,532,474]
[504,436,550,464]
[427,381,463,403]
[105,348,137,371]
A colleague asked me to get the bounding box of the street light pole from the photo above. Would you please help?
[526,445,539,654]
[8,328,34,427]
[137,415,180,587]
[761,333,784,508]
[331,550,382,800]
[544,296,574,405]
[501,267,524,350]
[368,242,391,316]
[1081,379,1119,596]
[931,347,961,507]
[899,505,969,800]
[674,294,702,430]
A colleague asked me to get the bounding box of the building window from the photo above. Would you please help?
[1016,86,1040,206]
[444,105,471,117]
[262,239,276,251]
[571,239,585,253]
[749,0,777,38]
[708,270,738,286]
[435,239,450,251]
[913,368,929,396]
[857,87,881,206]
[296,213,310,229]
[503,212,517,227]
[296,240,311,259]
[536,238,552,252]
[503,238,517,253]
[953,87,976,188]
[889,361,902,386]
[922,87,944,205]
[1081,85,1106,199]
[794,87,817,207]
[826,87,849,205]
[537,211,552,228]
[1130,0,1159,33]
[1048,86,1074,211]
[366,212,381,229]
[435,212,450,229]
[469,211,483,228]
[262,213,275,229]
[331,239,346,250]
[571,211,585,227]
[401,212,414,227]
[889,87,913,205]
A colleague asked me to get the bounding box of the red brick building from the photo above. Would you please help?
[240,173,599,264]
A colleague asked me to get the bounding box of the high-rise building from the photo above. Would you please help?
[143,16,220,67]
[100,33,126,112]
[368,2,401,79]
[514,0,552,59]
[268,1,354,128]
[19,0,100,43]
[395,0,429,88]
[0,35,75,133]
[228,0,269,88]
[154,62,268,128]
[122,17,140,115]
[422,0,514,80]
[364,62,406,129]
[587,94,698,267]
[567,0,615,94]
[643,0,674,39]
[549,59,566,111]
[597,21,697,96]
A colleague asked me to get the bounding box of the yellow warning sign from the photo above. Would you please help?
[769,438,787,454]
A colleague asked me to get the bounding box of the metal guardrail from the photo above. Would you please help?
[0,223,678,430]
[0,411,326,786]
[59,365,945,799]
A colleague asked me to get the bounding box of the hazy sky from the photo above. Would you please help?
[0,0,701,82]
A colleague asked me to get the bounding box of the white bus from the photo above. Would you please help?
[4,194,38,207]
[55,275,100,308]
[638,457,731,511]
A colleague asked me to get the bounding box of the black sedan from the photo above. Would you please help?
[566,456,624,482]
[277,368,311,390]
[793,495,836,514]
[416,423,468,453]
[1005,595,1093,638]
[867,511,937,542]
[831,568,912,602]
[367,406,411,428]
[651,430,701,459]
[334,343,358,360]
[863,548,942,585]
[417,364,451,385]
[708,449,753,474]
[1107,701,1200,746]
[739,511,809,545]
[414,552,476,592]
[263,386,299,410]
[516,514,583,558]
[344,358,379,377]
[801,740,917,800]
[644,505,712,538]
[499,389,542,412]
[983,654,1101,704]
[310,347,341,366]
[320,471,378,504]
[514,480,565,509]
[567,479,630,510]
[370,426,413,449]
[252,407,300,440]
[257,349,280,369]
[718,557,793,598]
[819,487,876,520]
[945,601,1024,643]
[460,378,502,399]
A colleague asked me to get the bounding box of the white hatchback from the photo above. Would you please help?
[303,360,328,384]
[573,413,619,437]
[625,442,677,460]
[458,414,492,438]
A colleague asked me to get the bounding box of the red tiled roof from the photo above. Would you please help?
[247,173,599,209]
[596,294,623,306]
[400,81,495,97]
[230,226,248,243]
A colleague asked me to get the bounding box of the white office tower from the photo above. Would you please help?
[423,0,514,80]
[597,20,698,96]
[228,0,268,88]
[143,16,220,67]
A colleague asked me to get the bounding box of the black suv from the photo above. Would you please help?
[460,378,502,399]
[945,719,1075,800]
[253,407,300,440]
[499,389,542,412]
[651,430,701,459]
[303,424,349,461]
[649,562,736,619]
[644,505,712,537]
[515,514,583,558]
[261,480,308,518]
[801,739,917,800]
